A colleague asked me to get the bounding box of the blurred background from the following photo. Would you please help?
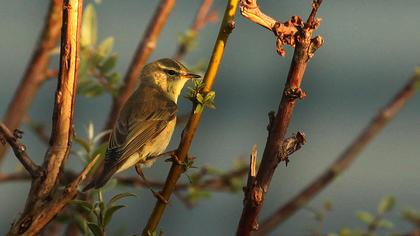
[0,0,419,235]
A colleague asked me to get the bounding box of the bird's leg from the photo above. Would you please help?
[135,164,168,204]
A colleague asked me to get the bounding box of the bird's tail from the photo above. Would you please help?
[82,161,114,192]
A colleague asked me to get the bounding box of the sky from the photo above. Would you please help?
[0,0,419,235]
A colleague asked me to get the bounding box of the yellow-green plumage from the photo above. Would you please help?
[83,58,200,191]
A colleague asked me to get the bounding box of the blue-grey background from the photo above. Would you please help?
[1,1,419,235]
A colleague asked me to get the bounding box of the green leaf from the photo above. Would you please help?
[70,199,93,211]
[401,208,420,225]
[83,84,105,97]
[204,101,216,109]
[204,91,215,102]
[73,136,90,153]
[194,104,203,114]
[378,196,395,214]
[324,200,333,211]
[81,4,97,47]
[356,211,374,224]
[87,222,102,236]
[108,192,136,206]
[196,93,204,103]
[98,54,117,74]
[378,219,394,229]
[97,37,114,57]
[104,205,126,226]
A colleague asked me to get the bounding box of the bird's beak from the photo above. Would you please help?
[182,72,201,79]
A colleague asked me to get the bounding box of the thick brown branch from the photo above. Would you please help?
[174,0,217,60]
[142,1,240,234]
[236,1,323,235]
[7,1,84,235]
[256,74,420,236]
[0,123,40,177]
[0,0,62,164]
[103,0,176,135]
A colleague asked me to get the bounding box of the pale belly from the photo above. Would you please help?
[116,118,176,173]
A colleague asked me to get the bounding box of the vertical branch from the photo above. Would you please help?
[0,0,63,164]
[7,0,85,235]
[142,0,239,234]
[256,74,420,236]
[236,1,324,235]
[103,0,176,134]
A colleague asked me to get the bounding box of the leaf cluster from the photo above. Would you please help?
[70,191,136,236]
[185,79,216,113]
[79,4,121,97]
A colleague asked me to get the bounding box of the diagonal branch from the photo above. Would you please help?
[142,0,240,234]
[256,74,420,236]
[236,1,324,235]
[0,0,63,164]
[103,0,176,135]
[0,123,40,177]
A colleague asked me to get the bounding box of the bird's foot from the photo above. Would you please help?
[165,153,197,170]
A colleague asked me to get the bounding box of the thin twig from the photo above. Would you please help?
[102,0,176,136]
[174,0,217,61]
[236,1,324,235]
[0,0,63,164]
[7,1,84,235]
[142,2,239,233]
[1,165,249,193]
[256,74,420,236]
[0,123,40,177]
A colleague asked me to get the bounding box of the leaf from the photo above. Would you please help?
[97,37,114,57]
[401,208,420,225]
[194,104,203,114]
[83,84,105,97]
[324,200,333,211]
[196,93,204,103]
[70,199,93,211]
[87,122,95,142]
[378,196,395,214]
[104,205,126,226]
[108,192,136,206]
[377,219,394,229]
[99,54,117,74]
[87,222,102,236]
[81,4,97,47]
[73,136,90,153]
[93,130,112,144]
[356,211,374,224]
[204,91,215,102]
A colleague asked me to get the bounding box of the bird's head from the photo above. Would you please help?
[140,58,201,103]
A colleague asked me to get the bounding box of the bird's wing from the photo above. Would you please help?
[104,85,177,172]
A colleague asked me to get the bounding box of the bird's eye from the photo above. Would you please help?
[167,70,177,76]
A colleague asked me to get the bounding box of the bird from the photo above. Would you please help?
[83,58,200,192]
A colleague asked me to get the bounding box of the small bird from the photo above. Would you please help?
[83,58,200,191]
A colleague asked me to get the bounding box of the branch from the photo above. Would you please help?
[0,0,63,164]
[0,123,40,177]
[142,1,240,234]
[236,1,324,235]
[102,0,176,135]
[256,74,420,236]
[174,0,217,61]
[7,1,84,235]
